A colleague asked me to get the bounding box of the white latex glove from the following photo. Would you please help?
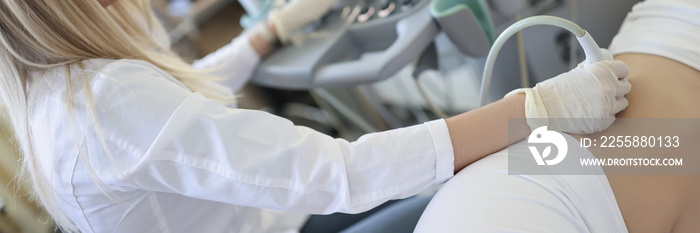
[506,59,631,134]
[268,0,338,43]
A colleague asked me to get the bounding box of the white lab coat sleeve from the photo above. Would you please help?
[93,60,455,215]
[191,35,260,93]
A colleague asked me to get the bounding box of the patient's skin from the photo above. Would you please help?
[579,54,700,233]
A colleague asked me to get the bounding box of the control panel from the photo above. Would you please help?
[252,0,438,90]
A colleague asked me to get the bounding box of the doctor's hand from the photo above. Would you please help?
[268,0,338,43]
[506,59,631,134]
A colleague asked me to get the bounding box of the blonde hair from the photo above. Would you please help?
[0,0,233,231]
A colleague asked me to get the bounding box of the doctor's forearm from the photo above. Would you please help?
[446,93,530,173]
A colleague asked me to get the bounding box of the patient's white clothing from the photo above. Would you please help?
[609,0,700,70]
[414,134,628,233]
